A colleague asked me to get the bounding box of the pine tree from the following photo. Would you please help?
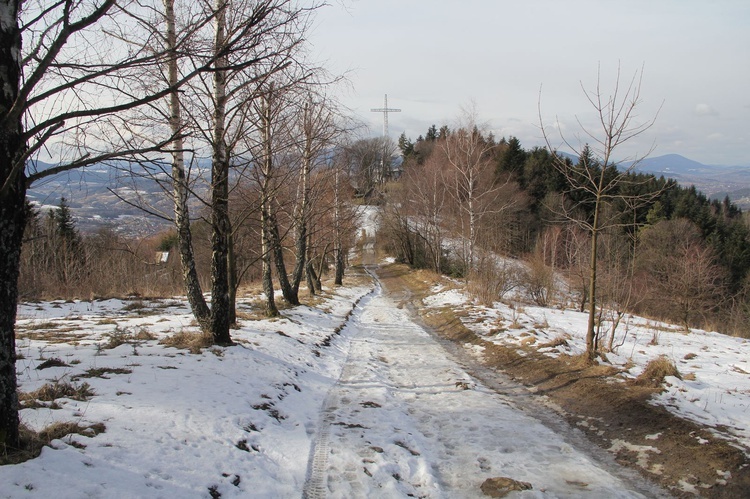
[53,197,80,249]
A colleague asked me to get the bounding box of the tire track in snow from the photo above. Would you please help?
[302,281,381,499]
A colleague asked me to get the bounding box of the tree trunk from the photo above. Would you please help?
[209,151,232,344]
[0,182,24,452]
[334,246,344,285]
[166,0,210,331]
[306,259,320,295]
[227,230,237,325]
[333,166,344,285]
[291,111,311,295]
[261,203,278,316]
[291,217,307,290]
[268,206,298,305]
[0,0,25,451]
[586,189,604,362]
[208,0,232,345]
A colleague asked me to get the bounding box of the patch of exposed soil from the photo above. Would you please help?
[377,263,750,498]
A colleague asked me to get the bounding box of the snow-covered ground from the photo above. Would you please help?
[425,284,750,455]
[4,263,669,498]
[7,283,373,498]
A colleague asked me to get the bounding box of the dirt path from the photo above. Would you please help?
[375,263,750,498]
[303,265,668,498]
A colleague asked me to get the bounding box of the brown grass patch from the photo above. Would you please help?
[539,335,570,349]
[633,356,681,388]
[159,330,212,354]
[19,381,95,408]
[1,422,106,465]
[16,330,83,344]
[73,367,133,380]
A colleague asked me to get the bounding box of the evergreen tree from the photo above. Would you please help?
[425,124,438,142]
[496,136,527,178]
[53,197,80,249]
[438,125,449,140]
[398,132,414,158]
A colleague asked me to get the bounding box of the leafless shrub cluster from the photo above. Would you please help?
[520,253,556,307]
[18,221,190,300]
[468,256,521,306]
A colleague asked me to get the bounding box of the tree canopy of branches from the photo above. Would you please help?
[1,0,186,453]
[0,0,321,454]
[539,66,664,362]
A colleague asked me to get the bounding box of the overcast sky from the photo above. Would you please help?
[309,0,749,166]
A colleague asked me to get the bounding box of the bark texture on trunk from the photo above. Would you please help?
[261,203,278,316]
[209,154,232,344]
[0,0,24,451]
[268,206,298,305]
[208,0,232,345]
[166,0,210,332]
[0,180,24,451]
[290,123,311,296]
[227,230,236,325]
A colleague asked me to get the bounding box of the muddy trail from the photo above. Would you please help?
[302,263,668,498]
[375,262,750,498]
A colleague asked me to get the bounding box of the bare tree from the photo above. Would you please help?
[0,0,208,453]
[159,0,316,328]
[442,111,514,279]
[540,65,662,363]
[638,218,728,331]
[288,92,342,295]
[403,153,448,273]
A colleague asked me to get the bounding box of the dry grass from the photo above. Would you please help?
[19,381,95,409]
[1,422,106,465]
[35,358,69,370]
[102,326,156,349]
[539,335,570,349]
[16,330,83,344]
[73,367,132,380]
[159,330,212,354]
[633,356,682,388]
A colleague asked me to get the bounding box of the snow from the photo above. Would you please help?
[425,285,750,454]
[6,237,750,497]
[5,268,663,498]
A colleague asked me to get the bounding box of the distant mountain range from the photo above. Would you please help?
[26,160,209,237]
[626,154,750,208]
[558,153,750,209]
[27,153,750,237]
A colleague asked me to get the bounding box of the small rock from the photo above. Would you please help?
[480,477,532,497]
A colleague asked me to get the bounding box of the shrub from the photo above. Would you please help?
[521,254,555,306]
[20,381,95,408]
[159,330,212,354]
[633,356,681,388]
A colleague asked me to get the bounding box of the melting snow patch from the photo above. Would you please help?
[609,439,661,469]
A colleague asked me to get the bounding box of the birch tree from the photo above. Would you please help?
[0,0,197,453]
[442,112,514,279]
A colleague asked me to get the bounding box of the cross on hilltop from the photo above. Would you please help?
[370,94,401,138]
